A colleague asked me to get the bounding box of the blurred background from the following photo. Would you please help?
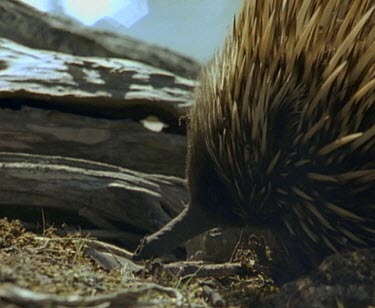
[20,0,242,62]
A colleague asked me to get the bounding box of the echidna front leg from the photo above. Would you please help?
[133,206,218,260]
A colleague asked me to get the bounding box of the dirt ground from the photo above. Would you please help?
[0,218,276,307]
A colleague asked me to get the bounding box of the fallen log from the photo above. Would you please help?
[0,106,186,177]
[0,38,195,127]
[0,0,201,78]
[0,152,188,246]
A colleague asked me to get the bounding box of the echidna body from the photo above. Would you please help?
[135,0,375,280]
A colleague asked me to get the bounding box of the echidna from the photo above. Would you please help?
[134,0,375,280]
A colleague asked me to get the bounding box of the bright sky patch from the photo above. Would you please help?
[64,0,119,25]
[64,0,148,27]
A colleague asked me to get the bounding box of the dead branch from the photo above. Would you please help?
[156,261,255,278]
[0,283,183,307]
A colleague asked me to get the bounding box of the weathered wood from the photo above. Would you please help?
[0,0,195,260]
[0,283,183,307]
[0,152,188,243]
[0,106,186,176]
[0,0,201,78]
[0,38,195,126]
[161,261,255,278]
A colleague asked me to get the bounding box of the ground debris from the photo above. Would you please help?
[0,218,202,307]
[0,217,278,307]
